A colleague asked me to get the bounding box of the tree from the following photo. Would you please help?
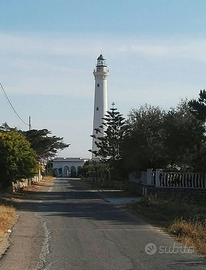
[0,130,38,189]
[81,160,95,178]
[187,91,206,171]
[122,101,206,173]
[90,104,126,180]
[189,89,206,121]
[82,159,110,184]
[122,104,166,172]
[23,129,70,161]
[163,101,205,171]
[91,104,125,161]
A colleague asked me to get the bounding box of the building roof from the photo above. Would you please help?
[52,157,90,163]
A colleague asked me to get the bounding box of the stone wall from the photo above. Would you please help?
[126,181,144,196]
[12,174,43,192]
[145,186,206,203]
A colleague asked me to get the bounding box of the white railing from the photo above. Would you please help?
[129,169,206,189]
[146,169,156,185]
[156,170,206,189]
[146,169,206,189]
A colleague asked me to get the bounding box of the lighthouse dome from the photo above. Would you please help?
[97,54,106,61]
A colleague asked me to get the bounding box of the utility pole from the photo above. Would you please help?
[29,116,31,130]
[28,116,32,186]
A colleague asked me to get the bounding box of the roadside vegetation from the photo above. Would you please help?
[0,123,66,239]
[0,199,16,238]
[126,195,206,255]
[85,90,206,182]
[0,176,54,240]
[20,176,54,193]
[0,124,69,190]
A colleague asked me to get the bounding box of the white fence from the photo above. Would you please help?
[146,169,206,189]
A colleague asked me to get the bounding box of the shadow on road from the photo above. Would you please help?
[10,178,144,225]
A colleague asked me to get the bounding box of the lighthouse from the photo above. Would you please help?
[92,54,109,159]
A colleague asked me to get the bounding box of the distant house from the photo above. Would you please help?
[52,157,89,177]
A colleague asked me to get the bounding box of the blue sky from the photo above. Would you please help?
[1,0,206,158]
[1,1,205,35]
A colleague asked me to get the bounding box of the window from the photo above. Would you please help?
[97,84,99,87]
[96,107,99,111]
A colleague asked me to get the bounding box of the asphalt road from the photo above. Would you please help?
[0,178,205,270]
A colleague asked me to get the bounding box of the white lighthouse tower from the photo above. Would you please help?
[92,54,109,159]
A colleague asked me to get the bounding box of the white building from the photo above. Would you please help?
[92,54,109,159]
[52,157,89,177]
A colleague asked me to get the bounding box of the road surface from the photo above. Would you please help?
[0,178,205,270]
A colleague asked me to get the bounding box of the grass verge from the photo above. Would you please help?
[0,176,54,239]
[126,195,206,255]
[0,199,16,238]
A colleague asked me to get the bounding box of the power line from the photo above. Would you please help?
[0,83,29,127]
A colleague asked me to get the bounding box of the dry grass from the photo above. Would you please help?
[126,195,206,255]
[0,200,16,238]
[40,176,54,185]
[168,219,206,255]
[18,176,54,193]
